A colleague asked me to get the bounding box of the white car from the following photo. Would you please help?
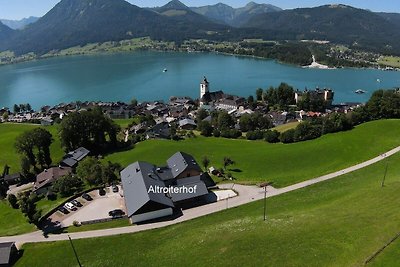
[64,202,77,211]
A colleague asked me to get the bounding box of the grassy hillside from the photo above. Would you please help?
[106,119,400,187]
[0,123,64,173]
[15,146,400,266]
[370,239,400,266]
[0,201,35,236]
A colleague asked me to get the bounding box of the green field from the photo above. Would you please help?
[0,123,64,173]
[271,121,300,132]
[0,201,35,236]
[370,238,400,266]
[106,119,400,187]
[378,56,400,68]
[15,148,400,266]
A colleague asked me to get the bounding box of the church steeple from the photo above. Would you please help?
[200,76,209,101]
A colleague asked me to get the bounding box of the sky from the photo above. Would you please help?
[0,0,399,20]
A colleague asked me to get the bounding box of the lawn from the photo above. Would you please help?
[15,147,400,266]
[378,56,400,68]
[106,119,400,187]
[0,123,64,173]
[271,121,300,132]
[370,238,400,267]
[0,201,35,236]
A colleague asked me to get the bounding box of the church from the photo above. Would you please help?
[199,76,245,110]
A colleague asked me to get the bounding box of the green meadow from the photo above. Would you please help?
[15,146,400,266]
[106,119,400,187]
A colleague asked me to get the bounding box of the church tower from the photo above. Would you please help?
[200,76,209,100]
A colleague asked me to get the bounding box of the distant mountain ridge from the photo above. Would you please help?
[244,4,400,52]
[0,21,14,40]
[191,2,282,27]
[0,0,230,55]
[1,17,39,30]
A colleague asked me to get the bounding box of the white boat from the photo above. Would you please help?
[163,68,168,72]
[355,89,366,94]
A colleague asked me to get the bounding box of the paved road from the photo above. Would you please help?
[2,145,400,246]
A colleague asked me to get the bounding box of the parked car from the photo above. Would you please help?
[82,193,93,201]
[64,202,77,211]
[58,206,69,214]
[71,200,82,207]
[108,209,125,218]
[99,188,106,196]
[112,185,119,193]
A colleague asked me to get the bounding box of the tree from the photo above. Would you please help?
[59,108,120,152]
[223,157,235,170]
[196,108,208,122]
[7,194,18,209]
[0,179,8,199]
[130,98,138,107]
[2,112,8,121]
[280,129,296,143]
[76,157,104,185]
[52,174,83,197]
[202,156,210,172]
[264,130,280,143]
[18,193,41,226]
[102,161,121,185]
[197,121,213,137]
[217,111,235,129]
[20,156,31,177]
[256,88,263,101]
[15,128,53,169]
[13,104,20,114]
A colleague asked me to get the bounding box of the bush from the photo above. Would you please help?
[264,130,280,143]
[7,194,18,209]
[246,130,265,140]
[73,220,80,227]
[220,129,242,139]
[213,129,221,137]
[280,129,296,143]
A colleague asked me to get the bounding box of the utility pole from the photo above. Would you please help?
[68,235,82,267]
[260,182,270,221]
[381,163,388,187]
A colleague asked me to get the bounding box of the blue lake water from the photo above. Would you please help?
[0,51,399,109]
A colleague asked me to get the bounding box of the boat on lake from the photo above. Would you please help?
[163,68,168,72]
[355,89,366,94]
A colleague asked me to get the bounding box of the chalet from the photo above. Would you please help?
[60,147,90,168]
[121,152,215,223]
[33,167,72,195]
[3,173,21,186]
[0,242,18,267]
[146,122,171,140]
[178,118,197,130]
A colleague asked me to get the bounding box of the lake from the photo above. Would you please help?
[0,51,399,109]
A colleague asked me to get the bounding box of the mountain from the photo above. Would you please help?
[0,16,39,30]
[0,0,230,55]
[244,4,400,52]
[191,2,282,27]
[377,12,400,28]
[0,21,14,40]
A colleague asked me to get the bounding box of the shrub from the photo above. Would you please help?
[7,194,19,209]
[264,130,280,143]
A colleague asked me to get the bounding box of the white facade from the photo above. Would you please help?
[130,208,173,224]
[200,77,209,100]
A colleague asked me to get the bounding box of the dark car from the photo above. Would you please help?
[82,193,93,201]
[99,188,106,196]
[71,200,82,207]
[112,185,119,193]
[58,206,70,215]
[108,209,125,218]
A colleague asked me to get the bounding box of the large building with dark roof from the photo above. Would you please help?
[121,152,215,223]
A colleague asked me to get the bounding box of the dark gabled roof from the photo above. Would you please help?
[3,173,20,182]
[68,147,90,161]
[121,162,174,217]
[0,242,15,265]
[61,157,77,168]
[167,152,202,178]
[169,181,209,202]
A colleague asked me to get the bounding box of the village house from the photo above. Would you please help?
[178,118,197,130]
[295,88,335,107]
[60,147,90,169]
[0,242,18,267]
[33,166,72,195]
[121,152,216,223]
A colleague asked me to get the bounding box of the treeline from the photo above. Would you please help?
[256,83,296,110]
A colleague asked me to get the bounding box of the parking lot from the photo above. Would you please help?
[49,186,126,227]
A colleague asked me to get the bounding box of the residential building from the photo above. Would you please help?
[0,242,18,267]
[60,147,90,168]
[121,152,215,223]
[33,166,72,195]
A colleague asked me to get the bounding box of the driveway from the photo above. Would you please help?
[62,191,125,226]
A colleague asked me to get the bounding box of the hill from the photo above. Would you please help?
[0,0,230,55]
[15,146,400,266]
[0,21,14,40]
[377,12,400,28]
[191,1,282,27]
[105,119,400,187]
[0,16,39,30]
[245,4,400,53]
